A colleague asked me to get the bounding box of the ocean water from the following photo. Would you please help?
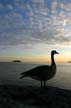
[0,62,71,90]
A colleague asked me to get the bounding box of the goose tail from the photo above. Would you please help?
[20,72,27,79]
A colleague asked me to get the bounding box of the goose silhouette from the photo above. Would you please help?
[20,50,59,87]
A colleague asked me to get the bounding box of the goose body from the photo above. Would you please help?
[20,50,59,87]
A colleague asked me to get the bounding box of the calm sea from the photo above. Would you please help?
[0,62,71,90]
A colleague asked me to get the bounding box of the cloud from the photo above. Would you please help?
[0,3,3,10]
[0,11,25,33]
[0,0,71,50]
[60,1,71,11]
[59,1,65,9]
[6,4,13,10]
[0,27,71,51]
[27,3,34,16]
[32,0,44,3]
[51,0,57,15]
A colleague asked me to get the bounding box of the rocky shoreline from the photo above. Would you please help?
[0,85,71,108]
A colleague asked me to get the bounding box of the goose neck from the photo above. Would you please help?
[51,54,55,65]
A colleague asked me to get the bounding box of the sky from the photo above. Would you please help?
[0,0,71,62]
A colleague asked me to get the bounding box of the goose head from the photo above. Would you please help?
[51,50,59,55]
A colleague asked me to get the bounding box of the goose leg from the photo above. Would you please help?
[44,80,46,87]
[41,80,42,88]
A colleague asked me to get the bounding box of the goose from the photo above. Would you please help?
[20,50,59,87]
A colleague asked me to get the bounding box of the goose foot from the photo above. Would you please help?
[44,80,46,88]
[41,80,42,88]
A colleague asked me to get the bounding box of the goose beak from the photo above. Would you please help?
[56,52,59,54]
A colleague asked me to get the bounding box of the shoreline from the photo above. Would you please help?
[0,84,71,108]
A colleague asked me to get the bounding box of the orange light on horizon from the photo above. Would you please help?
[0,52,70,63]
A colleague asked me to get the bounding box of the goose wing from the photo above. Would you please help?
[20,65,50,79]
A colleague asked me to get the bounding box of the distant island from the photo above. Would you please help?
[12,60,21,62]
[68,61,71,63]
